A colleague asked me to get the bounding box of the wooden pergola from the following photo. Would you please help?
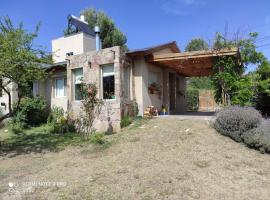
[145,47,240,77]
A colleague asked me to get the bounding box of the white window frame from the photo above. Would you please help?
[101,64,115,100]
[33,81,39,97]
[73,68,83,101]
[55,77,66,98]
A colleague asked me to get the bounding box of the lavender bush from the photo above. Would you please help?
[214,106,262,142]
[242,122,270,153]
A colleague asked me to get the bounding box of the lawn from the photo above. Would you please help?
[0,117,270,200]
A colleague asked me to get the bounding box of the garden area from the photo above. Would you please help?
[1,117,270,199]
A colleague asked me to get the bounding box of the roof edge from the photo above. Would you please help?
[126,41,180,57]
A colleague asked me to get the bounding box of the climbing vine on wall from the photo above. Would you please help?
[75,83,103,139]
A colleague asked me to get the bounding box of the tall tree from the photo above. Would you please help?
[185,38,209,52]
[66,8,127,49]
[0,16,50,121]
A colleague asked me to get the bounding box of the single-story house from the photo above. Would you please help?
[0,15,240,132]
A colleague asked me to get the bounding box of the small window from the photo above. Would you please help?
[33,81,39,96]
[149,71,158,85]
[55,78,66,97]
[102,64,115,99]
[73,68,83,100]
[66,52,73,57]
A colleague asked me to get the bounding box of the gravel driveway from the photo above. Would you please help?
[1,117,270,200]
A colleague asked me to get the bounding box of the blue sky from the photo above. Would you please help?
[1,0,270,71]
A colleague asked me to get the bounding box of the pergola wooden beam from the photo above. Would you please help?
[147,47,238,62]
[146,48,240,77]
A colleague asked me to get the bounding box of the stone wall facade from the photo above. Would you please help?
[67,46,134,132]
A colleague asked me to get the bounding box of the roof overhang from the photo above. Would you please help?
[145,47,241,77]
[42,61,67,71]
[126,41,180,57]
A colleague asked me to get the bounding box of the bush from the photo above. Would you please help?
[47,106,75,134]
[13,96,48,127]
[121,116,133,128]
[186,88,199,111]
[242,122,270,153]
[214,106,262,142]
[90,133,106,144]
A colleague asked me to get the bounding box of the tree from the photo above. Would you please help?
[66,8,127,49]
[254,59,270,116]
[185,38,209,52]
[0,16,50,121]
[212,32,265,105]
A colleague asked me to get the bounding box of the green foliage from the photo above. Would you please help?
[185,38,213,91]
[187,77,214,90]
[214,106,262,142]
[186,88,199,111]
[47,106,65,124]
[185,38,209,52]
[230,74,256,106]
[90,132,106,144]
[0,16,50,118]
[254,59,270,116]
[47,107,75,134]
[12,96,48,128]
[75,83,103,139]
[66,8,127,49]
[121,116,133,128]
[212,32,265,105]
[1,124,88,155]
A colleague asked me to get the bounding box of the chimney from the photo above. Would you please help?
[80,15,85,22]
[94,26,101,51]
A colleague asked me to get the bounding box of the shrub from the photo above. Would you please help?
[47,106,65,124]
[121,116,133,128]
[242,122,270,153]
[186,88,199,111]
[13,96,48,127]
[90,133,106,144]
[214,106,262,142]
[47,106,75,134]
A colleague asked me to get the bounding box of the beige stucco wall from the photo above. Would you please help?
[37,70,68,112]
[131,47,187,116]
[0,80,18,115]
[52,32,95,63]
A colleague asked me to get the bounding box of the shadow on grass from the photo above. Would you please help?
[0,126,88,157]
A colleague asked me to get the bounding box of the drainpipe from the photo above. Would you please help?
[94,26,101,51]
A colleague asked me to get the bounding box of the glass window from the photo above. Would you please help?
[149,71,158,85]
[73,68,83,100]
[102,64,115,99]
[33,81,39,96]
[55,78,66,97]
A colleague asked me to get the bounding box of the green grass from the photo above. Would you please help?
[0,124,91,156]
[0,117,150,156]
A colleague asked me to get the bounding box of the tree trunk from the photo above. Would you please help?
[0,86,13,122]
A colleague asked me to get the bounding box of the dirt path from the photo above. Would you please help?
[1,117,270,200]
